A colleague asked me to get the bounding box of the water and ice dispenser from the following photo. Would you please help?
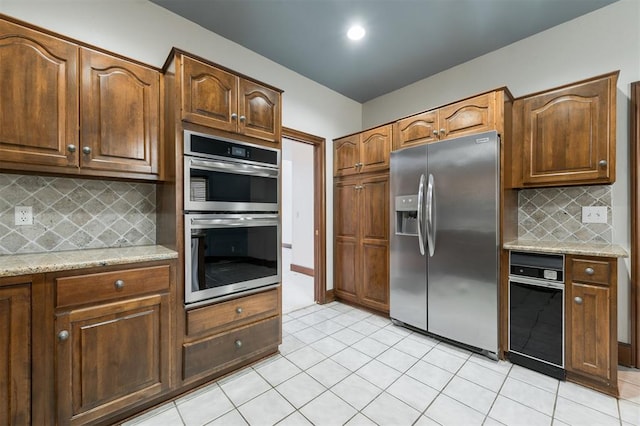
[394,195,419,235]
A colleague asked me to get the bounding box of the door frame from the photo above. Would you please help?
[631,81,639,367]
[282,127,327,304]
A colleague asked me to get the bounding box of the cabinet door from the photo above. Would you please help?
[359,174,389,312]
[394,110,439,150]
[568,282,610,380]
[521,75,615,186]
[238,79,281,143]
[80,48,159,175]
[0,20,78,168]
[181,55,238,132]
[439,93,495,140]
[334,179,359,301]
[360,125,392,174]
[56,294,170,425]
[0,284,31,426]
[334,134,360,177]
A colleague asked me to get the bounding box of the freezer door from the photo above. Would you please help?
[390,145,428,330]
[426,131,499,353]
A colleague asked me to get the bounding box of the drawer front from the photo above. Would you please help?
[186,288,279,337]
[571,258,610,285]
[183,316,281,380]
[56,265,171,309]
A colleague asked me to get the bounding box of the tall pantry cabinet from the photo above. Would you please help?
[333,125,392,313]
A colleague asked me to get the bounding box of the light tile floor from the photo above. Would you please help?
[123,301,640,426]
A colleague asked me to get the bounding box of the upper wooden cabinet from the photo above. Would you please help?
[334,124,392,177]
[0,18,162,180]
[394,92,498,150]
[0,19,79,169]
[80,48,160,175]
[513,72,618,187]
[180,55,282,145]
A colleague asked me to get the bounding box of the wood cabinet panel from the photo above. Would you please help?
[56,265,170,309]
[361,175,389,241]
[518,72,617,187]
[360,125,392,173]
[56,294,171,425]
[0,284,31,426]
[440,93,495,139]
[0,19,78,168]
[360,242,389,311]
[80,48,160,174]
[570,258,610,285]
[394,110,439,150]
[238,79,281,143]
[334,134,360,177]
[334,240,358,300]
[334,179,358,238]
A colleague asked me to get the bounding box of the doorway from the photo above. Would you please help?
[281,127,327,313]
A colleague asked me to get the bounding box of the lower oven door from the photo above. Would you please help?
[509,277,564,369]
[185,213,281,305]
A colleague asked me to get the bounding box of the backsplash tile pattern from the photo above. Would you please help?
[0,174,156,255]
[518,185,612,243]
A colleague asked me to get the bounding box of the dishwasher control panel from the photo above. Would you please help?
[509,251,564,283]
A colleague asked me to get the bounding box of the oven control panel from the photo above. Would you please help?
[509,251,564,282]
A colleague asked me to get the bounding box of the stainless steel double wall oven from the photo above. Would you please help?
[183,130,281,306]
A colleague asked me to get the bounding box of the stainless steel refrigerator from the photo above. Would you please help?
[390,130,499,355]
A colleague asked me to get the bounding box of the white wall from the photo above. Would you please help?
[363,0,640,342]
[290,141,315,270]
[0,0,363,291]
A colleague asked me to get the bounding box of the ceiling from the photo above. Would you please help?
[150,0,618,103]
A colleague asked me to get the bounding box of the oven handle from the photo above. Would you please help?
[189,158,279,178]
[509,276,564,290]
[190,216,279,228]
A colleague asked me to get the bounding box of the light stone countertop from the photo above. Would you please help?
[0,245,178,278]
[503,240,628,258]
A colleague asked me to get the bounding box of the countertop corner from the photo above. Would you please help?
[503,240,628,258]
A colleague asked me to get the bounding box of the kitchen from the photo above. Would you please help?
[0,0,639,425]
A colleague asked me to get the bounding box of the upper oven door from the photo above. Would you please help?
[184,155,279,212]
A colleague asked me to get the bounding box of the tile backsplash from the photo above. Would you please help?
[518,185,612,243]
[0,174,156,255]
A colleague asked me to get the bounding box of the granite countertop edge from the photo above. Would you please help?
[503,240,628,258]
[0,245,178,278]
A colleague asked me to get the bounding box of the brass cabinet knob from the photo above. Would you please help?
[58,330,69,341]
[231,113,238,120]
[599,160,607,167]
[574,297,583,305]
[239,115,246,122]
[235,339,243,348]
[67,144,76,153]
[82,146,91,155]
[236,307,243,314]
[440,128,446,134]
[585,267,595,275]
[432,130,439,136]
[114,279,125,289]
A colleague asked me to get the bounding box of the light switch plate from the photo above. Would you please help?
[582,206,607,224]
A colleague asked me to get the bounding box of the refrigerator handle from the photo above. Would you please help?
[426,174,436,257]
[417,174,426,256]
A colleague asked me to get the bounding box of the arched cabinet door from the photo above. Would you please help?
[80,48,160,175]
[0,20,79,168]
[239,79,281,143]
[334,134,360,177]
[360,125,392,174]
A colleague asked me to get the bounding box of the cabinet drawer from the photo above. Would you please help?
[186,289,278,337]
[56,265,170,309]
[183,316,281,380]
[570,259,610,285]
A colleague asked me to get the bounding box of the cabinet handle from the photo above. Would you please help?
[239,115,246,122]
[82,146,91,155]
[114,279,125,290]
[439,128,446,135]
[231,113,238,120]
[67,144,76,153]
[236,307,243,314]
[58,330,69,341]
[432,130,439,136]
[585,267,595,275]
[235,339,243,348]
[574,296,583,305]
[599,160,607,167]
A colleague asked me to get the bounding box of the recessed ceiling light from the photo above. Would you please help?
[347,25,365,41]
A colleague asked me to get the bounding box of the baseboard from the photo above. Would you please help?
[291,263,314,277]
[619,342,633,367]
[324,289,335,303]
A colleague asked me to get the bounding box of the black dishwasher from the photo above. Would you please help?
[508,251,566,380]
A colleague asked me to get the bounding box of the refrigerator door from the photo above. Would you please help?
[427,131,499,353]
[390,144,428,330]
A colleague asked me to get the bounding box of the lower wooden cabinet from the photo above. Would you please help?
[565,255,618,396]
[334,173,390,313]
[0,279,31,426]
[52,262,173,425]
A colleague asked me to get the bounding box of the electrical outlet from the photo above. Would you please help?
[582,206,607,224]
[15,206,33,225]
